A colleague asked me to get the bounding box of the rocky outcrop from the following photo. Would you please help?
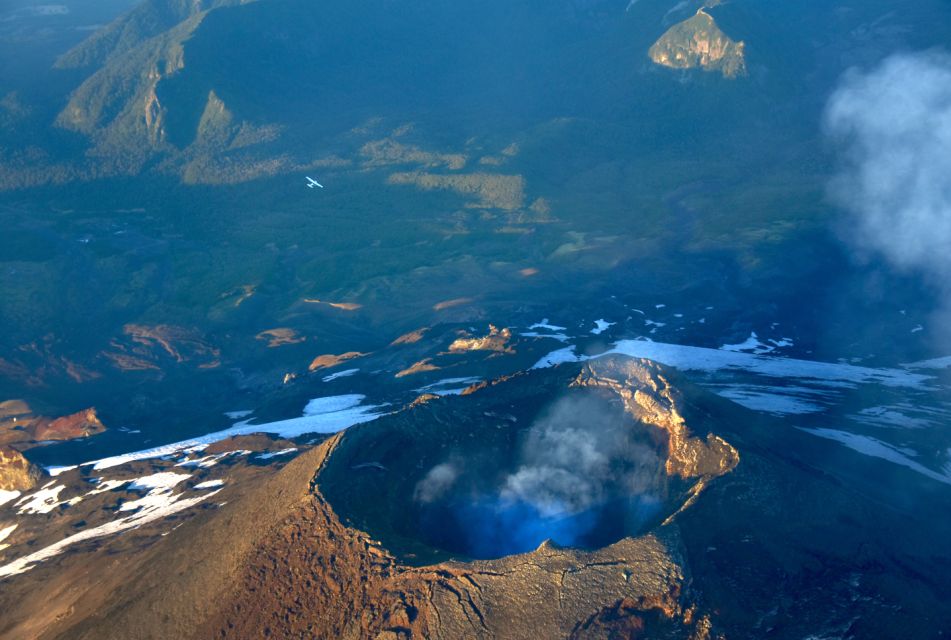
[1,403,107,446]
[0,446,43,492]
[648,9,747,78]
[433,298,474,311]
[308,351,366,372]
[102,324,221,371]
[391,328,430,346]
[255,328,306,348]
[447,325,513,354]
[30,408,106,442]
[303,299,363,311]
[395,358,441,378]
[573,357,739,479]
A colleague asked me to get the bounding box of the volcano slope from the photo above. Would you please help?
[1,356,949,639]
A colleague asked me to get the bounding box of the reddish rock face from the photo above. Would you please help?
[0,445,43,491]
[30,408,106,442]
[1,403,107,447]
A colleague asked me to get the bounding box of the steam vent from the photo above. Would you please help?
[305,356,740,637]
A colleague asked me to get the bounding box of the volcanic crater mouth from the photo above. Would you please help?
[320,383,689,562]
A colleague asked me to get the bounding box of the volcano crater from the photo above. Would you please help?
[319,356,739,563]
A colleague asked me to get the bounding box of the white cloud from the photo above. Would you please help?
[825,51,951,302]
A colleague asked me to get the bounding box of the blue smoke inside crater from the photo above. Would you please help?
[420,494,663,559]
[414,392,668,559]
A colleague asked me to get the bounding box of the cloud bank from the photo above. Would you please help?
[825,51,951,311]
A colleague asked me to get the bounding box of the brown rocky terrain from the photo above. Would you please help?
[205,433,296,454]
[391,328,430,346]
[255,328,307,348]
[447,325,514,354]
[308,351,367,372]
[0,404,107,493]
[29,408,107,443]
[0,440,702,640]
[0,446,43,492]
[573,361,739,480]
[396,358,442,378]
[201,493,696,639]
[1,404,106,446]
[102,324,221,371]
[304,298,364,311]
[0,357,731,639]
[433,298,475,311]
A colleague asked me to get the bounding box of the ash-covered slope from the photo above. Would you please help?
[2,355,947,639]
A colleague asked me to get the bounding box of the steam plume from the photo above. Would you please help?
[414,393,664,558]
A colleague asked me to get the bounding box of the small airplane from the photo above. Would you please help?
[306,176,324,189]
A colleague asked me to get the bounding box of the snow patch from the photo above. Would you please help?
[15,484,81,515]
[84,479,128,496]
[720,332,793,355]
[175,450,245,469]
[194,479,225,489]
[590,319,615,335]
[528,319,567,332]
[46,465,77,477]
[256,448,298,460]
[532,339,929,389]
[121,473,192,514]
[903,355,951,370]
[0,524,16,546]
[848,406,936,429]
[531,346,582,369]
[85,395,384,470]
[127,472,190,493]
[415,377,482,396]
[605,340,929,388]
[0,490,21,507]
[520,331,570,342]
[0,487,221,577]
[323,368,359,382]
[714,385,828,415]
[799,427,951,485]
